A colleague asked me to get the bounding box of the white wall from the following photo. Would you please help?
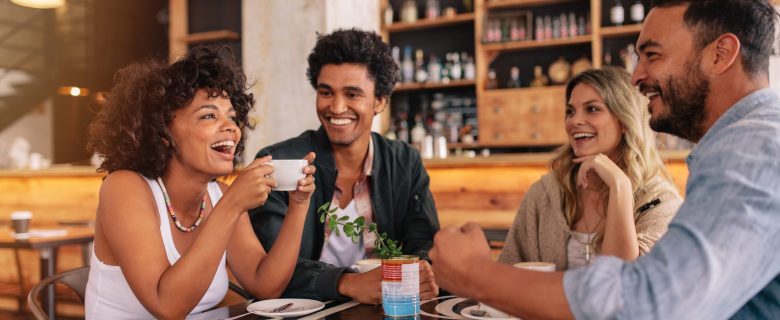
[241,0,379,165]
[0,69,53,168]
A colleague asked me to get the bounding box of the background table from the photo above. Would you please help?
[0,226,94,320]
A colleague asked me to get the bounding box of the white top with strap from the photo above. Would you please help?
[85,176,228,319]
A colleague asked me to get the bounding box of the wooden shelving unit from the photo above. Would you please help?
[486,0,584,9]
[394,79,476,92]
[600,24,642,38]
[482,35,591,52]
[385,13,475,32]
[184,30,240,44]
[380,0,646,148]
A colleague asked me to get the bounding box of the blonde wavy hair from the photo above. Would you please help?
[551,67,671,249]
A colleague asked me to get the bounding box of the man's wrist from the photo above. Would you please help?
[336,272,356,298]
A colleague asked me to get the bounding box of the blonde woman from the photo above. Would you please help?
[499,67,682,270]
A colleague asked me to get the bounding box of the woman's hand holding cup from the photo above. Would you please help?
[225,155,276,213]
[288,152,317,205]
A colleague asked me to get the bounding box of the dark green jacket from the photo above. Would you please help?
[249,127,439,301]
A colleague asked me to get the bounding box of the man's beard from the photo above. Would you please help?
[650,58,710,142]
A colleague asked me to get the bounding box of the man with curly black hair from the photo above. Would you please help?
[250,29,440,304]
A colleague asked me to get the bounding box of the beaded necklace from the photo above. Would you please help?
[156,177,206,232]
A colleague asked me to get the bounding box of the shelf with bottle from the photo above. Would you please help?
[386,12,476,32]
[602,0,647,28]
[481,3,592,52]
[485,0,583,10]
[395,79,477,92]
[483,45,591,91]
[395,45,477,88]
[384,0,476,30]
[601,24,642,37]
[483,35,590,52]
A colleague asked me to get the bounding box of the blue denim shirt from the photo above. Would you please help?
[563,88,780,319]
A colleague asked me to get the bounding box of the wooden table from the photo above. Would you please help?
[0,226,94,320]
[194,295,484,320]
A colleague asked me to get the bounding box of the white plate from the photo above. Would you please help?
[246,298,325,318]
[460,305,519,320]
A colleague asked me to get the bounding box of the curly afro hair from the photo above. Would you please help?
[87,45,255,178]
[306,28,400,98]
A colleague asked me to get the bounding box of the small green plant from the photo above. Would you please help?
[318,202,403,259]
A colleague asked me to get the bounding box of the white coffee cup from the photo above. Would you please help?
[352,259,381,273]
[11,211,32,239]
[269,159,308,191]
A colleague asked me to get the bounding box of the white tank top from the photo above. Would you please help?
[85,177,229,319]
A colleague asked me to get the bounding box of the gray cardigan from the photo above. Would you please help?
[498,172,682,270]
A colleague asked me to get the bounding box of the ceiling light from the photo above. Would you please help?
[10,0,65,9]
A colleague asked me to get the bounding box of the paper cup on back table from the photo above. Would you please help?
[11,211,32,239]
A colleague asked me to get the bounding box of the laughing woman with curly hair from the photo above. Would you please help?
[84,46,316,319]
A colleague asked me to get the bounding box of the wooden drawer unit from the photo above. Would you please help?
[478,86,568,146]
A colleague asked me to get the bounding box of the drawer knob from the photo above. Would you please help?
[531,132,542,140]
[494,133,503,140]
[493,106,502,114]
[531,105,541,113]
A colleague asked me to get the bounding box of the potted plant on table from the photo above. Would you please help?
[318,203,420,317]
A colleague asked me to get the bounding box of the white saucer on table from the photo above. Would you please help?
[246,298,325,318]
[460,305,520,320]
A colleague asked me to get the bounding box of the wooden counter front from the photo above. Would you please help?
[425,151,690,230]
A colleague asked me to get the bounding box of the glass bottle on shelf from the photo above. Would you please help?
[451,52,462,80]
[464,55,476,80]
[530,65,549,87]
[544,15,553,40]
[411,114,427,152]
[535,17,544,40]
[392,46,401,68]
[397,112,410,143]
[486,68,499,89]
[426,0,440,19]
[401,0,418,23]
[630,0,645,23]
[560,13,568,38]
[610,0,625,26]
[414,49,428,83]
[402,46,414,83]
[506,66,521,88]
[428,55,441,83]
[384,3,394,25]
[578,15,586,35]
[568,12,578,36]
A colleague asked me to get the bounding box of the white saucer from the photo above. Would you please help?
[460,305,519,320]
[246,298,325,318]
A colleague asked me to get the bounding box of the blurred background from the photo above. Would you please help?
[1,0,778,318]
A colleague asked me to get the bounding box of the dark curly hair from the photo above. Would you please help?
[87,45,255,178]
[306,28,400,98]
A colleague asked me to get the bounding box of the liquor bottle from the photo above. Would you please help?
[411,115,427,153]
[426,0,440,19]
[464,55,476,80]
[506,66,521,88]
[568,12,578,36]
[397,113,410,143]
[630,0,645,23]
[535,17,544,40]
[428,55,441,83]
[402,46,414,83]
[392,46,401,67]
[486,68,499,89]
[450,52,462,80]
[414,49,428,83]
[544,15,553,40]
[610,0,625,26]
[560,13,569,38]
[384,3,394,25]
[401,0,418,23]
[552,16,561,39]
